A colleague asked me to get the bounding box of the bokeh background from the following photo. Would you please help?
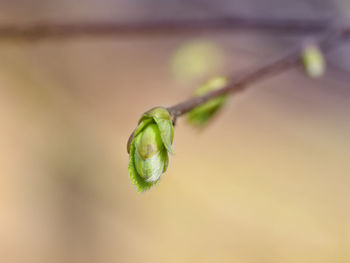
[1,0,350,262]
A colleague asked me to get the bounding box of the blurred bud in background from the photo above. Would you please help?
[170,40,223,82]
[302,44,325,78]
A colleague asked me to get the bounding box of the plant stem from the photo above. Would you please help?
[167,27,349,119]
[0,17,333,41]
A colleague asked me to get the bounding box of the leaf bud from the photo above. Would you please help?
[127,107,174,192]
[187,77,228,126]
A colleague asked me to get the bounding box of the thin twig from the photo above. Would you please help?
[0,17,334,41]
[167,26,349,118]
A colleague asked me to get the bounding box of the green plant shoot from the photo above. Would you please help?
[127,107,174,192]
[187,77,228,126]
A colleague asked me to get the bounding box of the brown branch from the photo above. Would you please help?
[167,27,349,119]
[0,17,334,41]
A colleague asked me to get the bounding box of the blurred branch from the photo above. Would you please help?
[0,17,335,41]
[167,26,350,119]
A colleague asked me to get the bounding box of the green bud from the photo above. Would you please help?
[302,44,325,78]
[187,77,228,126]
[135,123,164,159]
[128,107,174,192]
[134,147,167,182]
[144,107,172,121]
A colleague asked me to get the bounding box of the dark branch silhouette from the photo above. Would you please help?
[0,16,348,125]
[0,16,335,41]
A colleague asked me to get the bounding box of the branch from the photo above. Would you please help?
[124,21,349,192]
[0,16,334,41]
[167,26,349,119]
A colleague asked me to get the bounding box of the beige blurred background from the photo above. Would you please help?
[0,0,350,262]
